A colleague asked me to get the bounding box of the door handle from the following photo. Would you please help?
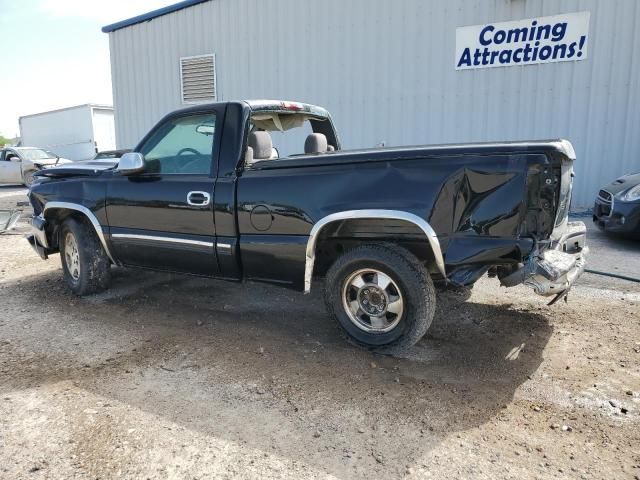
[187,191,211,206]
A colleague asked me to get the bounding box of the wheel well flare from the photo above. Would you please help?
[304,210,445,293]
[43,202,116,264]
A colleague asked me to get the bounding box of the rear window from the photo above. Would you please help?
[246,112,336,162]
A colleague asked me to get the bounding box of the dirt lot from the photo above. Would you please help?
[1,187,639,479]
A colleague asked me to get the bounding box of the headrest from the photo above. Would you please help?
[248,131,273,160]
[304,133,328,154]
[244,146,254,165]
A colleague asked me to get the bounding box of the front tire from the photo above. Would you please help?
[59,217,111,295]
[23,170,37,187]
[323,243,436,351]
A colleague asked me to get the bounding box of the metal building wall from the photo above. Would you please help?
[107,0,640,207]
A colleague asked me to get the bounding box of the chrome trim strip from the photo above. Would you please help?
[111,233,214,247]
[304,209,446,293]
[217,242,232,250]
[44,202,116,264]
[596,189,614,217]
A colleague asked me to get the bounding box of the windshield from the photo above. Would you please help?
[18,149,57,161]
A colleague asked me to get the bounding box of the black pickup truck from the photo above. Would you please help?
[27,100,587,350]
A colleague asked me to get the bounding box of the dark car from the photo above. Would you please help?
[26,100,587,351]
[593,172,640,237]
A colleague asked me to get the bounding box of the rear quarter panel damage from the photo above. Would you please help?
[237,152,550,286]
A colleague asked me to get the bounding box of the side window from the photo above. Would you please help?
[139,113,216,175]
[270,121,313,158]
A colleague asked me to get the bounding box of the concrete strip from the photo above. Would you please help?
[0,189,27,199]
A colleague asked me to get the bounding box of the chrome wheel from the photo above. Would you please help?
[341,268,404,333]
[24,171,35,187]
[64,232,80,281]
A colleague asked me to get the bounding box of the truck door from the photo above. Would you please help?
[106,107,224,276]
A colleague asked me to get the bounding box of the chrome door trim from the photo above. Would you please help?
[596,189,614,217]
[304,209,446,293]
[111,233,214,247]
[187,191,211,206]
[44,201,116,264]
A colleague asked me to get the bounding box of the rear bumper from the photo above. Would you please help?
[501,221,588,297]
[527,221,588,297]
[26,214,52,260]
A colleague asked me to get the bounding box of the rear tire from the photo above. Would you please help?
[323,243,436,351]
[59,217,111,295]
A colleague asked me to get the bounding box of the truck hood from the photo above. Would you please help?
[33,157,72,167]
[34,159,118,178]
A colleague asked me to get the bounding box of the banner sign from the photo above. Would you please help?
[456,11,590,70]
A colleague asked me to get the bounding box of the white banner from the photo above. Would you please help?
[456,11,590,70]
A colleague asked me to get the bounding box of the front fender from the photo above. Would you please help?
[42,202,116,264]
[27,177,113,264]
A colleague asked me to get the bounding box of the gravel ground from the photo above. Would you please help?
[0,187,639,479]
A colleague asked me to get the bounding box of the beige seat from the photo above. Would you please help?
[246,131,274,165]
[304,133,328,154]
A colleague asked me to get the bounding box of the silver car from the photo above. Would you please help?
[0,147,71,186]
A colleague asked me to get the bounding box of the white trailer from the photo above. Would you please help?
[19,104,116,161]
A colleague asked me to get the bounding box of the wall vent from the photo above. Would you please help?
[180,54,216,104]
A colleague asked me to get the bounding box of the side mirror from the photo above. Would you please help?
[117,152,145,175]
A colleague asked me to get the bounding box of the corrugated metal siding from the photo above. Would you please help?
[107,0,640,207]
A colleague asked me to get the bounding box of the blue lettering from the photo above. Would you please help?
[479,25,495,46]
[538,45,553,61]
[512,48,524,62]
[499,49,512,64]
[457,48,472,67]
[494,30,507,45]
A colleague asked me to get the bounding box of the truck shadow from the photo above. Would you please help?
[1,268,553,478]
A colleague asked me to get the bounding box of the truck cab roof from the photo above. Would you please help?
[243,100,331,119]
[167,100,332,120]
